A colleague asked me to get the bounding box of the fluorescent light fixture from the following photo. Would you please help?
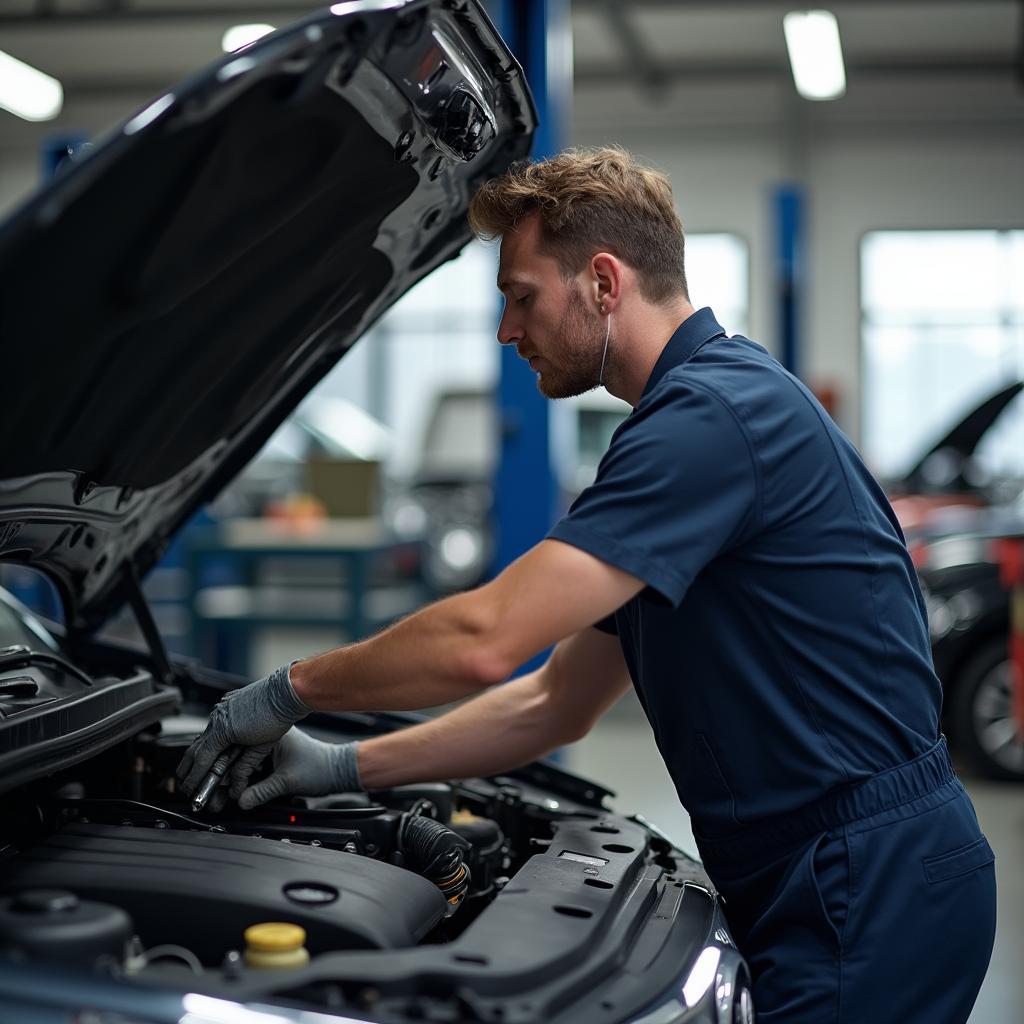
[221,24,275,53]
[0,49,63,121]
[783,9,846,101]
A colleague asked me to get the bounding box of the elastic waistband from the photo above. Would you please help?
[694,736,958,867]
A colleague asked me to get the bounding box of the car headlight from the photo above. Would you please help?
[626,941,752,1023]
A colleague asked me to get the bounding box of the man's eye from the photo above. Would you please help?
[515,294,531,305]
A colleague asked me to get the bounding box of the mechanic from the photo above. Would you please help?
[179,147,996,1023]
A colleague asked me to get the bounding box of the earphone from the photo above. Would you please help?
[598,307,611,387]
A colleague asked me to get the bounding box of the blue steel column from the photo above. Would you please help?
[774,184,805,376]
[488,0,570,585]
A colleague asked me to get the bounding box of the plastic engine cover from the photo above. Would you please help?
[3,824,447,963]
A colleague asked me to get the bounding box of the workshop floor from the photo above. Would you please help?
[566,695,1023,1024]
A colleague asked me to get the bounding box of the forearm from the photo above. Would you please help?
[290,589,506,712]
[355,669,573,789]
[289,540,645,715]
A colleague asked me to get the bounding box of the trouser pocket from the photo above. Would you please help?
[922,835,994,884]
[742,830,851,956]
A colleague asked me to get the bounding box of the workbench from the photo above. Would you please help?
[186,518,427,676]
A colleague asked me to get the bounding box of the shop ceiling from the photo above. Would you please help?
[0,0,1018,102]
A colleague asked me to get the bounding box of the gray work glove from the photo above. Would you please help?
[176,662,312,802]
[238,727,363,810]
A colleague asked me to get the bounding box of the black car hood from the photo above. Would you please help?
[0,0,534,635]
[896,380,1024,492]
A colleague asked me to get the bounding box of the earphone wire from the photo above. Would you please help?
[598,312,612,388]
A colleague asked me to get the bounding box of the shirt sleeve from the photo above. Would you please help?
[548,376,760,608]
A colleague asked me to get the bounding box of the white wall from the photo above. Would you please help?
[807,132,1024,441]
[573,74,1024,442]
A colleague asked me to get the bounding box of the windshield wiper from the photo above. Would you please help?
[0,644,93,687]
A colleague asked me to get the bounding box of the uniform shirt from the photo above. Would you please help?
[548,307,942,838]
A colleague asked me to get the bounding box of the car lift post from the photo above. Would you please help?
[486,0,570,590]
[995,535,1024,736]
[774,183,805,377]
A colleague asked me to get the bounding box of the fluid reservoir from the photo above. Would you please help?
[0,889,132,967]
[243,922,310,969]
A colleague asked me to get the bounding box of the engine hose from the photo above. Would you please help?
[398,812,472,917]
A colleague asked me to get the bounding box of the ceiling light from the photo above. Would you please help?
[221,24,275,53]
[783,10,846,101]
[0,49,63,122]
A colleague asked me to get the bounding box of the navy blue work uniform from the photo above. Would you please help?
[549,308,996,1023]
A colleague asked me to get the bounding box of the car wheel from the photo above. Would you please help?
[950,638,1024,781]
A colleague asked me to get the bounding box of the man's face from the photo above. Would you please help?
[497,215,607,399]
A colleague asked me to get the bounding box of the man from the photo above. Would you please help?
[179,148,996,1023]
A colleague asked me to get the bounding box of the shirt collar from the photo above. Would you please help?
[640,307,727,401]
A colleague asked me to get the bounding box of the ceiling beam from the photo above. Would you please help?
[46,54,1017,102]
[1018,0,1024,86]
[600,1,668,97]
[0,0,1012,26]
[0,3,318,26]
[575,0,1012,6]
[574,55,1020,85]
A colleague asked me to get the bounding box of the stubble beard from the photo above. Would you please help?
[535,284,609,399]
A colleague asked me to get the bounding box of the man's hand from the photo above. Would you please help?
[238,728,362,810]
[176,663,312,801]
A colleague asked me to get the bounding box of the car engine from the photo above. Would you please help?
[0,713,536,973]
[0,646,736,1024]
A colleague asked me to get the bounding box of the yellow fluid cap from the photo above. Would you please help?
[244,922,306,952]
[451,808,481,824]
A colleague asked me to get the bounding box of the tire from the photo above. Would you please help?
[949,637,1024,781]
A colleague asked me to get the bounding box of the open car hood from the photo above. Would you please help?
[895,380,1024,494]
[0,0,535,636]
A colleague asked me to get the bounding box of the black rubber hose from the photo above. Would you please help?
[397,813,472,914]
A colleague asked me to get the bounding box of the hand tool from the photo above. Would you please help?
[192,746,239,812]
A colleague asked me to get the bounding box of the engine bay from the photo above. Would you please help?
[0,712,548,964]
[0,646,726,1023]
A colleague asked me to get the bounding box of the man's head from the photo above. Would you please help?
[469,146,689,399]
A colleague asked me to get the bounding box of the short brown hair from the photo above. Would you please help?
[468,146,687,304]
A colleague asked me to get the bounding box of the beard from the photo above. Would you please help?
[535,284,610,399]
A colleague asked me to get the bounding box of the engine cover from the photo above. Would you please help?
[3,824,446,963]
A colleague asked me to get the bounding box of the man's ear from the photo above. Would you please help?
[589,252,623,314]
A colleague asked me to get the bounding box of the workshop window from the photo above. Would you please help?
[861,230,1024,482]
[685,232,749,336]
[561,232,749,496]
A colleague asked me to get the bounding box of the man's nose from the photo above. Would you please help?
[496,304,521,346]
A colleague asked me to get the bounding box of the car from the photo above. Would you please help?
[0,3,751,1023]
[385,387,497,593]
[887,379,1024,538]
[385,386,632,594]
[914,502,1024,781]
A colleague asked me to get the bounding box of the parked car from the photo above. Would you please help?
[0,3,750,1022]
[887,380,1023,537]
[876,382,1024,780]
[386,386,632,593]
[386,387,496,592]
[914,502,1024,781]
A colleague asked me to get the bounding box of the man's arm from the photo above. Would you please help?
[179,539,642,800]
[289,538,644,711]
[235,627,633,808]
[356,626,632,788]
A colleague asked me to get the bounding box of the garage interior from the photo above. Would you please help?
[0,1,1021,1020]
